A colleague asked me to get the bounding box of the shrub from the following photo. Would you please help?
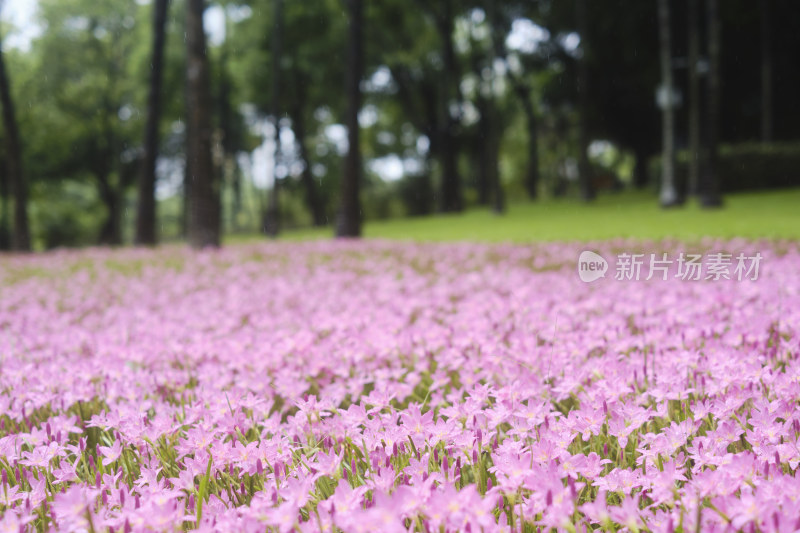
[653,141,800,195]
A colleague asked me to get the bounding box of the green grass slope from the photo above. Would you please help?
[233,188,800,244]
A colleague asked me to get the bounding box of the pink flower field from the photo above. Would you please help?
[1,240,800,532]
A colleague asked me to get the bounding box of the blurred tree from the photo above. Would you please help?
[542,0,660,191]
[262,0,282,238]
[135,0,169,245]
[760,0,772,142]
[403,0,466,212]
[0,2,30,250]
[657,0,678,207]
[464,3,506,213]
[575,0,595,201]
[497,12,542,200]
[214,4,248,232]
[712,0,799,144]
[227,0,342,227]
[185,0,220,247]
[427,0,463,212]
[3,0,799,246]
[28,0,145,245]
[699,0,722,207]
[288,76,325,226]
[369,0,439,215]
[282,0,344,227]
[336,0,363,237]
[687,0,700,198]
[0,140,8,249]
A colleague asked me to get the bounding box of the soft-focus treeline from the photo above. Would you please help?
[0,0,799,249]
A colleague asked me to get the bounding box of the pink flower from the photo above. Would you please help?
[51,486,99,531]
[609,495,645,530]
[98,441,123,466]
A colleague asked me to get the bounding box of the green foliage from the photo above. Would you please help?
[28,0,145,172]
[704,142,800,193]
[652,142,800,195]
[398,173,435,217]
[29,179,105,248]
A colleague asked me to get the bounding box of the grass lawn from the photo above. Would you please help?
[251,188,800,244]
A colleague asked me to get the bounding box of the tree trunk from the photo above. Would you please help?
[264,0,283,237]
[185,0,220,247]
[488,120,504,214]
[514,83,540,199]
[231,163,242,223]
[385,62,438,216]
[760,0,772,143]
[473,96,490,206]
[135,0,169,246]
[217,8,241,230]
[687,0,701,197]
[576,0,595,201]
[700,0,722,207]
[437,0,462,213]
[658,0,678,207]
[291,100,325,226]
[467,35,489,206]
[0,34,30,251]
[486,0,504,215]
[182,156,190,237]
[97,173,123,246]
[0,162,10,249]
[336,0,363,237]
[633,145,650,188]
[493,0,539,201]
[96,90,122,246]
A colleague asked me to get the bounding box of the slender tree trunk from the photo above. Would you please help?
[185,0,220,247]
[494,3,539,201]
[95,109,122,246]
[488,120,504,214]
[514,84,540,199]
[264,0,283,237]
[473,97,490,206]
[687,0,701,197]
[760,0,772,143]
[336,0,363,237]
[552,114,569,197]
[97,172,123,245]
[486,0,504,215]
[291,101,325,226]
[231,163,242,222]
[468,41,489,206]
[472,103,504,213]
[700,0,722,207]
[182,157,191,237]
[182,37,192,239]
[0,34,30,251]
[135,0,169,246]
[437,0,462,213]
[658,0,678,207]
[633,145,650,188]
[217,8,241,229]
[576,0,595,201]
[0,163,10,249]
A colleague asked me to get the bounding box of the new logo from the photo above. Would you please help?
[578,251,608,282]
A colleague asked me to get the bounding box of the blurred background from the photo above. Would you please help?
[1,0,799,250]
